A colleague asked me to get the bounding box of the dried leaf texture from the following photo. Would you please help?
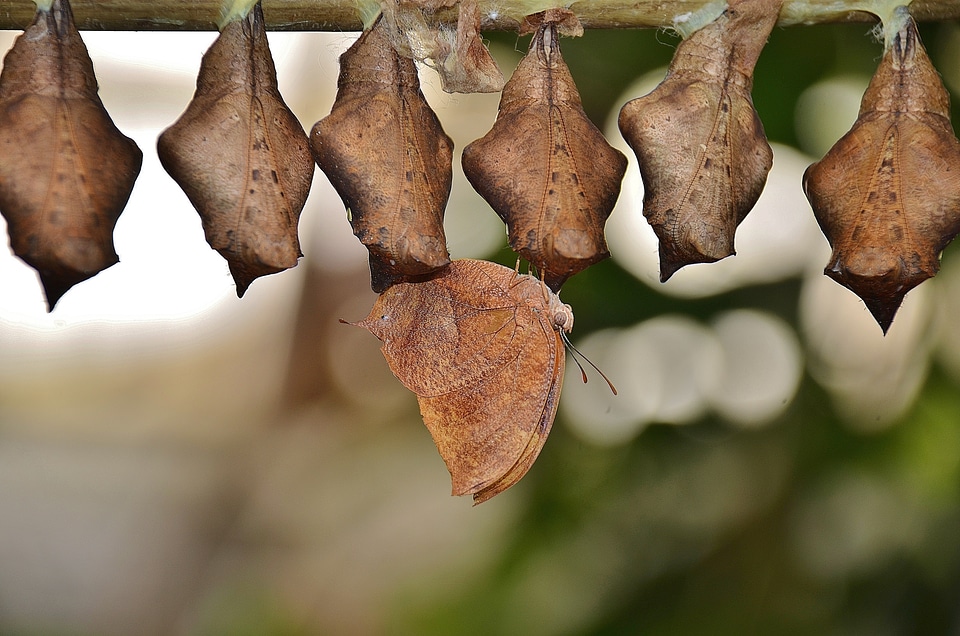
[618,0,779,282]
[350,259,571,504]
[462,21,627,292]
[0,0,142,310]
[311,21,453,293]
[803,14,960,333]
[157,3,313,297]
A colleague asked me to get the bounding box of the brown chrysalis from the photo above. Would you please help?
[803,8,960,333]
[618,0,780,281]
[0,0,142,310]
[311,18,453,293]
[462,10,627,291]
[158,1,314,297]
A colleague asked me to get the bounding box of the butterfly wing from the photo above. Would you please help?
[356,259,565,502]
[468,330,563,504]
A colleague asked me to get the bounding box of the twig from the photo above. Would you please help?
[0,0,957,31]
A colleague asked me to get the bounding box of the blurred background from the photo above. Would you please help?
[2,13,960,636]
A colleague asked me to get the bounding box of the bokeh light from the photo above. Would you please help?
[707,309,803,427]
[794,74,869,157]
[561,310,803,443]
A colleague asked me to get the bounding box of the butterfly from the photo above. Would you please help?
[347,259,573,504]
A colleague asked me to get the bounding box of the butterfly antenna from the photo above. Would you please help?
[560,331,617,395]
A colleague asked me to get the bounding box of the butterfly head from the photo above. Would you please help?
[548,294,574,334]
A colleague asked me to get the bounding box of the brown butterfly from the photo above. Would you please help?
[0,0,142,310]
[347,259,573,504]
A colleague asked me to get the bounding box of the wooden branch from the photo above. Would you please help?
[0,0,957,31]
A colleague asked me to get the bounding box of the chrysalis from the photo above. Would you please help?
[158,1,314,297]
[618,0,780,281]
[0,0,142,310]
[803,8,960,333]
[462,10,627,291]
[311,18,453,293]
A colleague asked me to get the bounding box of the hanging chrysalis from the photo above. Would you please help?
[618,0,780,281]
[462,9,627,292]
[803,6,960,333]
[311,18,454,293]
[158,1,314,297]
[0,0,142,310]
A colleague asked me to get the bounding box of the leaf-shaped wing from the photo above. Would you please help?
[311,20,453,293]
[157,2,313,297]
[353,259,566,503]
[418,327,562,503]
[0,0,142,309]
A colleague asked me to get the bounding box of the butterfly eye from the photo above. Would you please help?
[553,310,573,333]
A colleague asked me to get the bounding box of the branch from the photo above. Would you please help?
[0,0,957,31]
